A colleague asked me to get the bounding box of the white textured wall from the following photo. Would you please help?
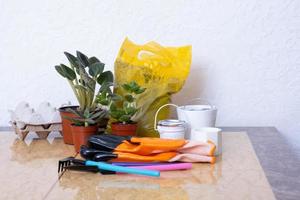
[1,0,299,142]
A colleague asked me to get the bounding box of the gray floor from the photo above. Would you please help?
[221,127,300,200]
[0,126,11,131]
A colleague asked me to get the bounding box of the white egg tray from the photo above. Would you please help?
[11,121,62,140]
[8,101,68,140]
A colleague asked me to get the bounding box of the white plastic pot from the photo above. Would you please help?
[191,127,222,155]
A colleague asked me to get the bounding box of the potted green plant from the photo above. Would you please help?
[97,81,146,136]
[65,107,107,152]
[55,51,113,144]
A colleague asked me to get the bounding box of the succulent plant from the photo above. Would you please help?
[64,107,107,127]
[54,51,113,111]
[96,81,146,124]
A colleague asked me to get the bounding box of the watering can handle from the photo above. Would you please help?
[154,104,178,131]
[184,98,213,108]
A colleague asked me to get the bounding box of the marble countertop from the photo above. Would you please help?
[0,127,299,200]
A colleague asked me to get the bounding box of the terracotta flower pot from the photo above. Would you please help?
[71,124,98,153]
[111,122,137,136]
[59,106,79,145]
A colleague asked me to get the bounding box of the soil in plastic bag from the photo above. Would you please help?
[114,38,191,137]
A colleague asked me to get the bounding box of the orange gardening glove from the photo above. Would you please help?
[111,151,178,162]
[84,135,216,163]
[115,137,186,155]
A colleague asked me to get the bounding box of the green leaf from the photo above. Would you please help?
[88,62,104,77]
[96,92,105,99]
[63,107,107,126]
[66,108,83,117]
[121,83,131,92]
[118,115,131,123]
[123,101,129,108]
[76,60,85,68]
[55,65,66,78]
[74,121,84,126]
[97,71,114,84]
[123,102,136,114]
[135,87,146,94]
[110,110,125,120]
[109,102,117,111]
[130,81,139,89]
[110,94,122,101]
[60,64,76,81]
[106,87,113,94]
[124,94,134,102]
[96,91,111,106]
[91,110,107,119]
[64,52,78,68]
[102,111,109,118]
[124,107,137,116]
[121,81,138,93]
[90,111,102,119]
[76,51,89,67]
[121,81,145,94]
[63,113,87,122]
[83,108,90,118]
[98,99,109,106]
[88,57,100,65]
[99,81,114,92]
[85,119,96,125]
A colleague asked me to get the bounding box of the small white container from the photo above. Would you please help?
[154,104,186,139]
[157,119,185,139]
[191,127,222,155]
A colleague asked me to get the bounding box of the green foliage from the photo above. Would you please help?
[122,81,146,94]
[97,71,114,85]
[76,51,89,67]
[64,107,108,127]
[54,50,114,111]
[95,83,120,106]
[55,64,76,81]
[89,62,104,77]
[104,81,146,124]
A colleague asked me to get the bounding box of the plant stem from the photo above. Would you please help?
[68,80,82,107]
[70,65,85,109]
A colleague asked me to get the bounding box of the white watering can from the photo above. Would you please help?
[177,98,217,139]
[154,99,217,139]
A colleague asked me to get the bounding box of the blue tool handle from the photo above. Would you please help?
[86,160,160,177]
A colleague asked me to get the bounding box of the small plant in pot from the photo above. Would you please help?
[97,81,146,136]
[54,51,113,144]
[65,108,107,153]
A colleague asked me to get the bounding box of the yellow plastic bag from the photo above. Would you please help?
[114,38,191,137]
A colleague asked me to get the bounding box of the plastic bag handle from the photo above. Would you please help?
[136,42,175,66]
[183,98,213,109]
[154,104,178,131]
